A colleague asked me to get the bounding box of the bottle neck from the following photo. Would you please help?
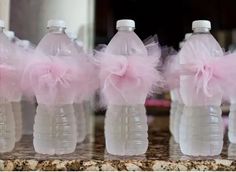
[48,26,66,33]
[117,26,134,32]
[193,27,210,34]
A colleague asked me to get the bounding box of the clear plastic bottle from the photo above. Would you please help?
[179,20,224,156]
[16,40,36,136]
[68,32,88,143]
[169,95,177,136]
[11,101,22,142]
[73,102,86,143]
[33,20,77,155]
[228,104,236,143]
[172,103,184,143]
[83,99,95,138]
[0,20,16,152]
[0,99,15,153]
[104,19,148,155]
[4,30,23,142]
[170,33,191,143]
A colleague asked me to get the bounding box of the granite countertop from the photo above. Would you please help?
[0,115,236,171]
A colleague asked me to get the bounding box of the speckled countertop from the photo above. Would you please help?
[0,115,236,171]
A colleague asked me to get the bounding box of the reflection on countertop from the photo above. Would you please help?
[0,116,236,171]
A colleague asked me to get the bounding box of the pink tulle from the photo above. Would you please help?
[0,64,20,100]
[96,40,162,106]
[22,57,78,104]
[22,50,99,105]
[74,52,100,103]
[177,52,236,102]
[175,34,225,106]
[162,50,180,90]
[0,40,25,101]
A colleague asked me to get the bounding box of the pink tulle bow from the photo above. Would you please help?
[180,52,236,99]
[102,55,136,103]
[96,36,162,106]
[97,51,161,105]
[24,58,78,104]
[35,63,73,89]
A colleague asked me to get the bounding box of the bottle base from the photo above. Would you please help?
[0,139,15,153]
[179,105,223,156]
[180,140,223,156]
[106,142,148,156]
[34,142,76,155]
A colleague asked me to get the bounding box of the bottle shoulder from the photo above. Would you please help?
[179,33,223,64]
[105,31,147,56]
[36,32,79,57]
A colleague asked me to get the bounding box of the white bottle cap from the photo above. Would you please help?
[179,41,184,49]
[192,20,211,30]
[116,19,135,29]
[184,33,192,40]
[47,19,66,28]
[0,20,4,28]
[4,30,15,39]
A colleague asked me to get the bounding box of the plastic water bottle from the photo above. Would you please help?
[5,30,23,142]
[11,101,22,142]
[170,33,191,143]
[33,20,77,155]
[73,102,86,143]
[16,39,36,136]
[169,99,177,135]
[104,19,148,155]
[83,99,95,138]
[179,20,224,156]
[0,20,16,152]
[0,99,15,152]
[68,32,88,143]
[228,104,236,143]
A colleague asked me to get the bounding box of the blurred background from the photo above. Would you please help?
[1,0,235,115]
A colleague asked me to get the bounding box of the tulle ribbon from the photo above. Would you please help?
[180,53,236,98]
[98,53,161,105]
[36,63,72,89]
[181,61,214,97]
[26,60,77,104]
[102,55,140,103]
